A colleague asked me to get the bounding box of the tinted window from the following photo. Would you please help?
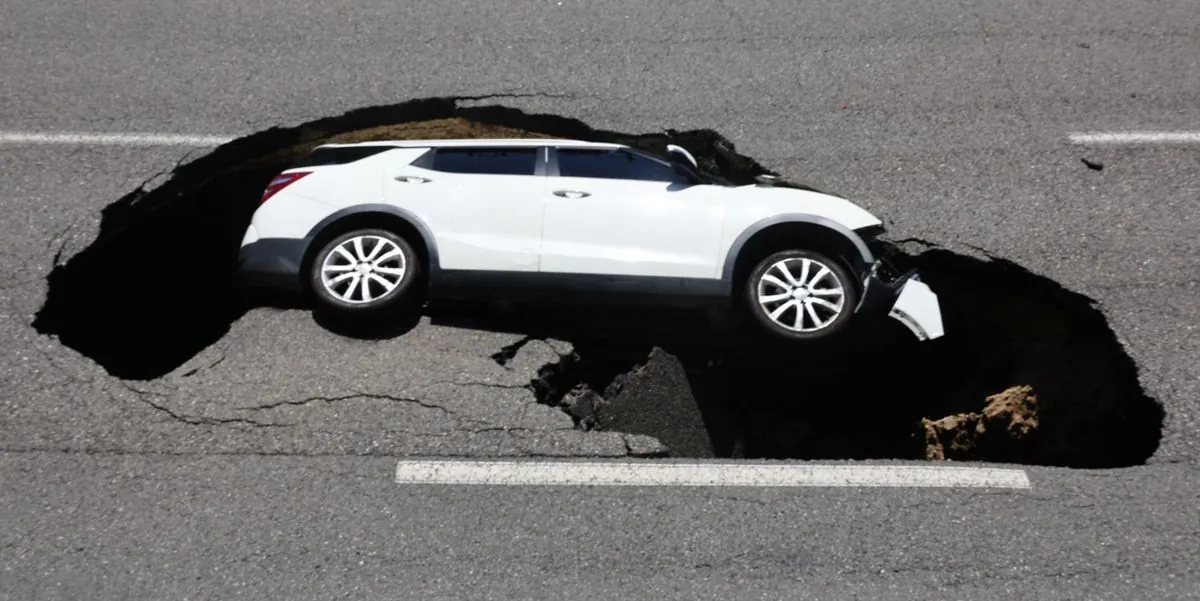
[429,148,537,175]
[290,146,394,168]
[556,148,683,183]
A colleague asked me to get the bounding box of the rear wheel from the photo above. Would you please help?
[308,228,421,316]
[743,249,859,341]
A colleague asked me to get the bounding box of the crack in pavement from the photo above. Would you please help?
[890,236,943,249]
[434,379,533,391]
[116,385,568,436]
[489,335,539,367]
[233,393,456,415]
[450,92,577,103]
[114,385,286,429]
[180,354,226,378]
[47,223,76,269]
[110,366,578,439]
[465,425,576,435]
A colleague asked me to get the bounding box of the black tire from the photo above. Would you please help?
[742,248,859,341]
[307,228,422,316]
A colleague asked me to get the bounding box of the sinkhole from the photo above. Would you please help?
[31,96,1164,467]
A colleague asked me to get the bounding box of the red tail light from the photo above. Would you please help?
[260,171,311,205]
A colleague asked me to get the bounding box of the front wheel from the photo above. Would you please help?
[743,249,859,341]
[308,228,422,316]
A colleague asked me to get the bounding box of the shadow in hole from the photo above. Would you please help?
[416,247,1165,469]
[430,297,938,460]
[312,308,424,341]
[32,162,274,379]
[424,298,738,347]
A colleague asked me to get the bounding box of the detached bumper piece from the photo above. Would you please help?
[887,276,944,340]
[858,257,945,341]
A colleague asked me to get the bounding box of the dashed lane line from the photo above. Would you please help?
[1068,131,1200,144]
[0,132,234,146]
[394,459,1033,489]
[4,130,1197,148]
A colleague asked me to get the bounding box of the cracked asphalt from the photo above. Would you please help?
[1,0,1198,598]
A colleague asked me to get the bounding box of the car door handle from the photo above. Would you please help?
[553,189,590,198]
[394,175,431,183]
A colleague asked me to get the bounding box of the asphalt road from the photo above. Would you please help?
[1,0,1198,599]
[3,454,1198,601]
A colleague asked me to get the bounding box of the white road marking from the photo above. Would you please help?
[394,459,1032,489]
[1068,131,1200,145]
[0,131,234,146]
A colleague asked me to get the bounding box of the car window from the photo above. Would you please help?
[556,148,687,183]
[429,148,538,175]
[291,146,395,168]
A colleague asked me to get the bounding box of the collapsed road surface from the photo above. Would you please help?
[3,0,1199,598]
[29,99,1165,468]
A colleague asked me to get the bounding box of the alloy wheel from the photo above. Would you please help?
[755,256,846,332]
[319,234,407,304]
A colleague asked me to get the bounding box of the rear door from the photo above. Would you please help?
[383,145,547,272]
[539,147,725,278]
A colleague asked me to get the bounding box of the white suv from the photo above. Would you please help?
[237,138,944,342]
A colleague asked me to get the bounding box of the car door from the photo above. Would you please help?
[539,146,725,279]
[382,145,546,272]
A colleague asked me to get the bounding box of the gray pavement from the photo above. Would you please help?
[2,452,1198,601]
[1,0,1198,598]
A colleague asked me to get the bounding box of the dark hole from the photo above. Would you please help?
[31,96,1164,467]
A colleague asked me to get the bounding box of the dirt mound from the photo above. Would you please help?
[31,95,1164,467]
[325,118,556,143]
[237,117,556,171]
[923,385,1038,462]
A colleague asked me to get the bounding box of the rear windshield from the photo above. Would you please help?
[290,146,395,168]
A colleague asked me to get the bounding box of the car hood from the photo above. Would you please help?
[729,182,884,231]
[749,174,838,195]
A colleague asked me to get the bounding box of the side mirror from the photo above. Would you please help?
[665,144,698,168]
[670,163,700,186]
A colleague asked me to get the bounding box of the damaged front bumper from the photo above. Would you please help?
[857,258,945,341]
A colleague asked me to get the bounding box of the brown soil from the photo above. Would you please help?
[324,118,554,143]
[922,385,1039,461]
[233,117,550,172]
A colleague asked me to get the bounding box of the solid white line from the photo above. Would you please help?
[394,460,1032,489]
[0,131,234,146]
[1068,131,1200,144]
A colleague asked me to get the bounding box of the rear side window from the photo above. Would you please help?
[290,146,395,168]
[428,148,538,175]
[556,148,680,182]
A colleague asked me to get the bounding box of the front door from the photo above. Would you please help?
[383,146,546,272]
[539,147,725,279]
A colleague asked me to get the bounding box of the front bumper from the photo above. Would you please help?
[857,261,945,341]
[885,276,944,340]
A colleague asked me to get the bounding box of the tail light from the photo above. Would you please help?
[260,171,312,205]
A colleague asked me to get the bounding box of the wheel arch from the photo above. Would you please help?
[723,215,876,295]
[299,204,440,285]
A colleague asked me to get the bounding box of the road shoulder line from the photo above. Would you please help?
[394,459,1033,489]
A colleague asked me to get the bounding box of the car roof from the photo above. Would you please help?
[315,138,625,150]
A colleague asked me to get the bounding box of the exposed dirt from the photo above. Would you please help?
[922,385,1039,462]
[235,117,557,172]
[31,96,1165,467]
[327,118,557,143]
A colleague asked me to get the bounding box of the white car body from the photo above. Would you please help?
[238,138,944,341]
